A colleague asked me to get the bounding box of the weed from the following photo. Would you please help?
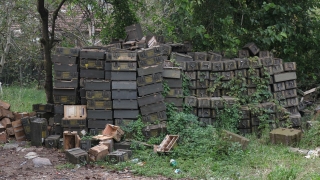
[55,163,75,170]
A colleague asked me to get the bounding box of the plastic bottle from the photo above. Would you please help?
[170,159,177,167]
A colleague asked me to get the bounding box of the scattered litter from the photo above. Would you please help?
[305,150,319,159]
[170,159,177,167]
[174,169,181,174]
[131,158,139,164]
[137,162,145,166]
[24,152,38,159]
[20,161,27,166]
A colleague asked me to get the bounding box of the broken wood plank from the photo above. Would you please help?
[0,100,10,110]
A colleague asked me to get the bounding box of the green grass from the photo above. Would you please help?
[0,84,46,112]
[55,163,76,170]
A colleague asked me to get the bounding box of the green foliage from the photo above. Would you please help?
[215,103,242,132]
[267,165,301,180]
[162,81,170,97]
[181,72,190,96]
[55,163,75,170]
[1,84,46,112]
[121,116,145,142]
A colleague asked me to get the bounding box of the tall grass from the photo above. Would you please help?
[0,84,46,112]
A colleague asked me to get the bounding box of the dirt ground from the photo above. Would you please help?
[0,142,169,180]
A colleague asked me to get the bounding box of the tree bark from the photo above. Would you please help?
[0,2,14,74]
[37,0,66,103]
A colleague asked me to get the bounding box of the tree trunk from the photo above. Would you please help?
[37,0,66,103]
[0,2,14,74]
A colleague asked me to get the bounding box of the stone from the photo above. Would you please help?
[32,157,52,167]
[24,152,38,159]
[3,143,19,150]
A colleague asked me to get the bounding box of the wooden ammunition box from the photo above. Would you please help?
[274,91,286,100]
[222,130,250,150]
[107,151,129,164]
[269,128,302,145]
[88,118,113,130]
[285,80,297,89]
[80,139,92,151]
[259,51,271,58]
[63,105,87,120]
[111,72,137,81]
[165,98,183,107]
[210,72,222,81]
[80,69,104,79]
[111,62,137,71]
[114,119,135,127]
[284,62,296,71]
[171,52,193,62]
[272,82,286,92]
[212,61,224,72]
[30,118,48,146]
[175,61,187,70]
[188,52,207,61]
[87,100,112,110]
[197,80,209,89]
[260,66,273,76]
[87,110,113,120]
[260,57,274,67]
[112,90,137,100]
[143,123,167,138]
[186,61,198,71]
[163,60,173,68]
[189,80,196,89]
[243,42,260,55]
[45,135,61,149]
[284,89,297,98]
[110,51,137,61]
[290,113,301,127]
[86,91,111,100]
[65,148,88,164]
[162,68,181,79]
[286,98,299,107]
[137,93,164,107]
[113,100,138,109]
[211,97,223,109]
[167,88,183,97]
[12,120,26,141]
[54,95,78,105]
[138,83,163,96]
[113,110,139,119]
[125,23,143,41]
[53,63,78,72]
[196,89,209,97]
[105,71,111,80]
[55,71,78,80]
[273,72,297,82]
[198,98,211,108]
[238,120,251,129]
[184,96,197,107]
[89,144,109,162]
[207,52,222,61]
[261,102,276,114]
[112,81,136,90]
[198,108,211,118]
[222,96,238,107]
[56,47,80,57]
[272,64,284,74]
[249,58,262,68]
[137,64,163,76]
[198,61,211,70]
[137,73,162,86]
[80,59,104,69]
[54,79,78,88]
[240,106,251,119]
[223,60,237,71]
[32,104,54,113]
[105,62,111,71]
[142,111,167,124]
[235,58,250,69]
[137,46,163,60]
[272,58,282,66]
[222,71,234,81]
[138,56,166,67]
[197,71,210,80]
[62,119,87,128]
[238,50,249,58]
[209,89,221,97]
[84,80,111,90]
[165,78,183,88]
[80,49,105,59]
[52,55,78,64]
[235,69,247,77]
[63,131,80,150]
[140,102,166,115]
[185,71,197,80]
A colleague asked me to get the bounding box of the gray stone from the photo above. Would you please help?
[24,152,38,159]
[3,143,19,150]
[32,157,52,167]
[16,147,23,152]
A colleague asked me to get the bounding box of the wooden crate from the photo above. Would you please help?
[156,135,179,152]
[63,131,80,150]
